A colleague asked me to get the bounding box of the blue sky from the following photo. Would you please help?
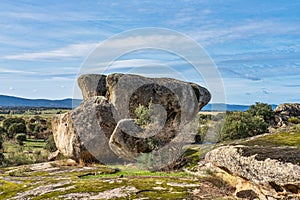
[0,0,299,104]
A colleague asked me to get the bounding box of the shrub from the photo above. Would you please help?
[198,114,212,124]
[44,135,57,152]
[0,134,3,165]
[217,111,268,141]
[288,117,300,124]
[0,115,5,121]
[135,99,153,126]
[34,123,46,133]
[247,102,275,122]
[27,123,36,133]
[15,133,27,145]
[3,117,25,132]
[195,125,209,143]
[7,123,26,138]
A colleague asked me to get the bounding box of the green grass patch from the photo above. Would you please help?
[241,131,300,147]
[2,139,48,166]
[80,166,190,179]
[24,139,46,149]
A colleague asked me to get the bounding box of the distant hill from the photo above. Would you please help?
[0,95,277,111]
[0,95,81,108]
[202,103,278,111]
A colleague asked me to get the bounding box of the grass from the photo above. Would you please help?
[4,139,46,153]
[2,139,48,166]
[80,165,191,179]
[241,131,300,147]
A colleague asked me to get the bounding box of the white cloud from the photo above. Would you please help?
[0,68,36,74]
[3,43,98,61]
[191,20,299,46]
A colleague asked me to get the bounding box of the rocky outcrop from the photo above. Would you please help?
[275,103,300,117]
[274,103,300,126]
[52,73,211,165]
[205,145,300,199]
[106,74,211,161]
[52,96,121,163]
[77,74,107,100]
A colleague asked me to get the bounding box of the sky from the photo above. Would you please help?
[0,0,299,105]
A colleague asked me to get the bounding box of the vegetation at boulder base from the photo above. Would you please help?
[195,102,275,143]
[0,108,68,167]
[217,111,268,141]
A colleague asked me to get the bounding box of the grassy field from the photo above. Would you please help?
[2,137,49,167]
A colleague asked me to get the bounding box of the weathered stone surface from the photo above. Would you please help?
[52,112,83,161]
[106,73,211,120]
[274,103,300,127]
[275,103,300,117]
[205,145,300,199]
[52,96,121,163]
[53,73,210,164]
[109,119,154,161]
[78,74,107,100]
[106,73,210,161]
[48,150,61,161]
[72,96,121,163]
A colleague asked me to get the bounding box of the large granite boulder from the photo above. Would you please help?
[107,74,210,161]
[78,74,107,100]
[52,73,211,165]
[205,145,300,199]
[52,96,121,163]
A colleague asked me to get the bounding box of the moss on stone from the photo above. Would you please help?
[241,131,300,147]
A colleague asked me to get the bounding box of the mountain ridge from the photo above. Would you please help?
[0,95,81,108]
[0,95,277,111]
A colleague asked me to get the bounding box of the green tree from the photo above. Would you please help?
[7,123,26,138]
[34,123,46,133]
[3,117,26,132]
[0,127,4,135]
[0,116,5,121]
[0,133,3,165]
[27,123,36,133]
[15,133,27,145]
[44,135,57,152]
[247,102,275,122]
[218,111,268,141]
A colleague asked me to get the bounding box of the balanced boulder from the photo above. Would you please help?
[52,73,211,165]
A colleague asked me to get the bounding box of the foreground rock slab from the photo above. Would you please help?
[0,161,235,199]
[205,145,300,200]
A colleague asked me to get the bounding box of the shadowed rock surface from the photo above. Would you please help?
[106,74,210,162]
[274,103,300,126]
[52,96,121,163]
[205,145,300,200]
[77,74,107,100]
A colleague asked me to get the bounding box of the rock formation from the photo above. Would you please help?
[205,145,300,199]
[52,96,122,163]
[77,74,107,100]
[274,103,300,126]
[52,73,211,165]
